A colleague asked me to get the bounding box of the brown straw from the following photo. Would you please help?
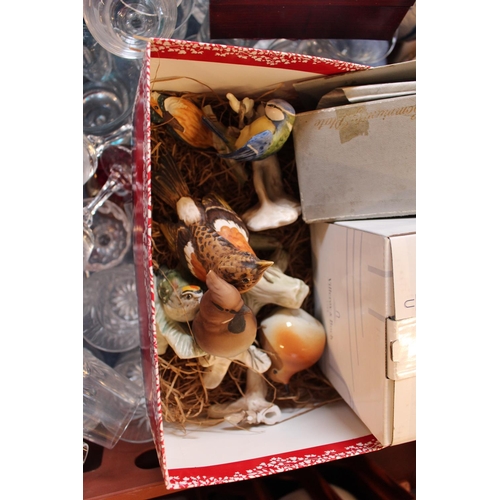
[151,92,339,427]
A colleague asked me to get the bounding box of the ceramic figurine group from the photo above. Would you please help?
[151,91,326,427]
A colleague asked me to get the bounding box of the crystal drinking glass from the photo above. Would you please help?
[83,0,178,59]
[83,145,133,272]
[83,348,142,448]
[114,349,153,443]
[172,0,194,39]
[83,55,140,141]
[83,134,99,185]
[83,21,113,83]
[325,32,399,66]
[83,263,140,353]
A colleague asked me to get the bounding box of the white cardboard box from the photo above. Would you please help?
[132,39,384,490]
[292,61,416,224]
[310,218,416,447]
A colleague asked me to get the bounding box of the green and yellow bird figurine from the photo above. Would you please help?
[202,98,296,162]
[153,152,273,293]
[150,92,214,150]
[156,265,203,322]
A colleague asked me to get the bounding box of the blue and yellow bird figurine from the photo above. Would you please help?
[150,92,214,150]
[202,98,296,162]
[156,265,203,322]
[153,151,273,293]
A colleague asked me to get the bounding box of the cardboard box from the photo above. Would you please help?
[292,60,416,224]
[310,218,416,447]
[132,39,385,490]
[293,97,415,223]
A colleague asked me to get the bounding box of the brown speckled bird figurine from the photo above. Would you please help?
[150,92,214,150]
[192,270,257,358]
[153,151,273,293]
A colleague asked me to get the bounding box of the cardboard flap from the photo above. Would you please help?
[386,317,416,380]
[294,60,416,109]
[317,81,416,109]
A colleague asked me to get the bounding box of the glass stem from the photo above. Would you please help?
[84,169,124,226]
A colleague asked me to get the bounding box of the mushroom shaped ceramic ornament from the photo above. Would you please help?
[242,245,309,315]
[242,264,310,316]
[207,368,281,426]
[242,154,302,232]
[259,307,327,385]
[199,345,271,390]
[192,270,258,358]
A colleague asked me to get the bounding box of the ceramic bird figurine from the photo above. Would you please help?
[202,98,296,162]
[150,92,214,150]
[154,273,271,390]
[153,152,273,293]
[192,270,258,358]
[156,265,203,322]
[259,307,326,385]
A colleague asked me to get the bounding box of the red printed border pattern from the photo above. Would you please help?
[151,39,368,75]
[165,435,383,489]
[133,45,169,478]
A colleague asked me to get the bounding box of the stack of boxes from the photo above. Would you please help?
[293,61,416,446]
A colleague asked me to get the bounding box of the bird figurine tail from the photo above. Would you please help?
[152,150,191,211]
[201,114,236,149]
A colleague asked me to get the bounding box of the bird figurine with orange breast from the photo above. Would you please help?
[153,151,273,293]
[259,307,327,385]
[150,92,214,150]
[192,270,257,358]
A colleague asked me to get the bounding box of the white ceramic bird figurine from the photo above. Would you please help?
[259,307,326,385]
[202,98,296,162]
